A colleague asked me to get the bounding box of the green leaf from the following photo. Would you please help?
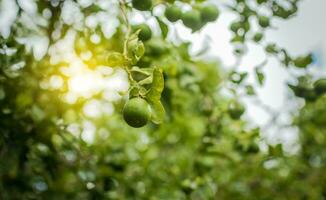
[131,66,153,76]
[146,67,165,124]
[156,17,169,39]
[255,68,265,86]
[106,52,126,67]
[230,71,248,85]
[149,100,165,124]
[147,67,164,101]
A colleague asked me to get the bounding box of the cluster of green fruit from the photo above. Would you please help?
[165,4,219,32]
[131,0,219,32]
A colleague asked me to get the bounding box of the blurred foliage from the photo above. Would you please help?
[0,0,325,199]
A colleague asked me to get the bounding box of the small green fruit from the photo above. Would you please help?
[133,24,152,41]
[123,97,151,128]
[165,5,182,22]
[181,10,202,31]
[258,16,270,28]
[253,32,263,42]
[228,102,245,120]
[314,79,326,95]
[230,22,242,33]
[132,0,152,11]
[200,5,219,23]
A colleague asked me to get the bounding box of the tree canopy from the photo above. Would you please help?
[0,0,325,199]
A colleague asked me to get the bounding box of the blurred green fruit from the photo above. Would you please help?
[132,0,152,11]
[123,97,151,128]
[133,24,152,41]
[253,32,263,42]
[182,10,202,31]
[228,102,245,120]
[200,4,219,23]
[314,79,326,95]
[165,5,182,22]
[258,16,270,28]
[230,22,242,33]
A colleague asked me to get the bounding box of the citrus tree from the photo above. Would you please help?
[0,0,325,199]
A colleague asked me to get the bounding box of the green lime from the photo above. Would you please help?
[314,79,326,95]
[123,97,151,128]
[228,102,245,120]
[200,5,219,23]
[165,5,182,22]
[253,32,263,42]
[181,10,202,31]
[132,0,152,11]
[258,16,270,28]
[133,24,152,41]
[230,21,242,33]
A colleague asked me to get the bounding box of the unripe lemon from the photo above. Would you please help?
[132,0,152,11]
[165,5,182,22]
[123,97,151,128]
[228,102,245,120]
[258,16,270,28]
[200,5,219,23]
[133,24,152,41]
[314,79,326,95]
[230,22,242,33]
[181,10,202,31]
[253,32,263,42]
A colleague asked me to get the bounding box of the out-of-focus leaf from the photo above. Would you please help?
[147,67,164,101]
[156,17,169,39]
[148,100,165,124]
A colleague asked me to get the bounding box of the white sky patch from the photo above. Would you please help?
[90,34,101,44]
[17,0,37,15]
[42,8,52,19]
[17,35,49,60]
[49,75,64,89]
[61,0,84,30]
[101,102,114,116]
[64,93,78,104]
[78,0,94,8]
[81,121,96,144]
[68,72,103,98]
[83,100,114,118]
[85,14,98,29]
[96,66,114,76]
[104,68,129,92]
[103,90,122,102]
[97,12,120,39]
[80,51,93,61]
[83,100,102,118]
[0,0,19,38]
[48,29,77,65]
[65,66,129,100]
